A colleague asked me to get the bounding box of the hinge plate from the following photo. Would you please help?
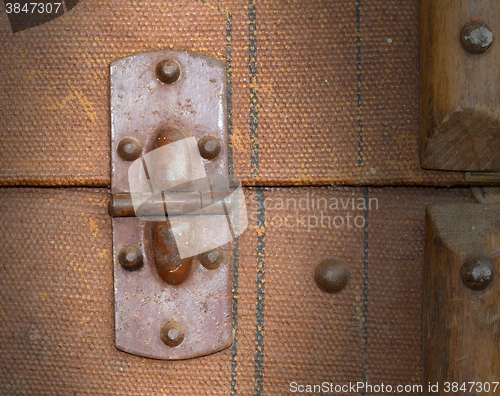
[109,51,232,360]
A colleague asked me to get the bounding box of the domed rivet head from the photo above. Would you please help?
[460,22,493,54]
[461,255,494,291]
[155,59,181,84]
[117,137,142,161]
[314,258,350,294]
[198,135,222,160]
[118,245,143,271]
[198,246,224,270]
[160,321,185,347]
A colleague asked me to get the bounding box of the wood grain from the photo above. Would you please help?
[472,187,500,203]
[420,0,500,171]
[424,204,500,395]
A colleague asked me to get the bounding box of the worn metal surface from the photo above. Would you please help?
[110,50,228,195]
[110,50,232,359]
[198,246,225,270]
[160,321,185,347]
[155,59,181,85]
[109,192,231,217]
[118,245,144,272]
[314,258,350,294]
[117,137,143,162]
[147,120,196,286]
[113,217,232,359]
[465,172,500,183]
[460,22,494,54]
[460,255,494,291]
[150,220,194,285]
[198,135,222,160]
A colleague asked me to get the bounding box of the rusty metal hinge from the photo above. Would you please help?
[108,51,246,360]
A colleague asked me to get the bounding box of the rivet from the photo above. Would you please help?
[117,137,142,162]
[314,258,349,294]
[198,246,224,270]
[460,22,493,54]
[198,135,222,160]
[160,321,185,347]
[118,245,143,271]
[461,255,494,291]
[155,59,181,84]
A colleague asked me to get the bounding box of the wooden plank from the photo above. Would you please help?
[424,204,500,395]
[420,0,500,171]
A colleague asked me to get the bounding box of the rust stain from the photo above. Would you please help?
[88,218,100,238]
[70,85,98,123]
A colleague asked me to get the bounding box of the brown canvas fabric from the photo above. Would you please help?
[0,0,464,186]
[0,187,474,395]
[0,0,479,394]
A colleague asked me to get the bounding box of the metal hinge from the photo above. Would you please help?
[465,172,500,184]
[108,51,246,360]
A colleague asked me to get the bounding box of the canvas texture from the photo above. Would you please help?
[0,0,464,186]
[0,0,476,394]
[0,187,475,395]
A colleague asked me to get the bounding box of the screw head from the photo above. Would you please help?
[155,59,181,84]
[460,22,493,54]
[314,258,350,294]
[118,245,143,271]
[198,135,222,160]
[461,255,494,291]
[198,246,224,270]
[160,321,185,347]
[117,137,142,161]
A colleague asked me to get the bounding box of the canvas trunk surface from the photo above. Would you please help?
[0,187,475,395]
[0,0,464,187]
[0,0,479,395]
